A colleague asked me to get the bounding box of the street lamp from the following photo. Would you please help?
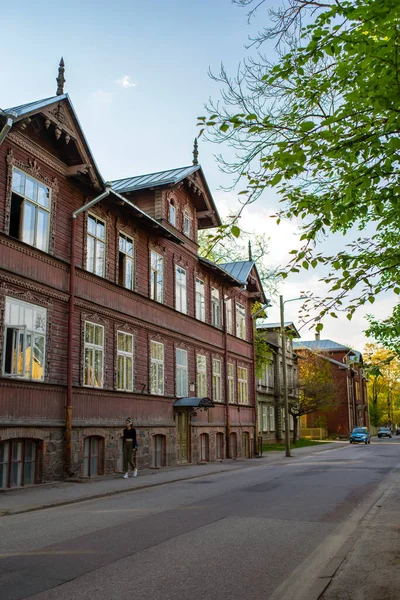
[280,295,308,458]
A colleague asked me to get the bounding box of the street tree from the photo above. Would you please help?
[290,349,336,442]
[363,342,400,427]
[198,0,400,340]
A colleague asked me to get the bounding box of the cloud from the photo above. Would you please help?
[92,89,115,104]
[114,75,136,89]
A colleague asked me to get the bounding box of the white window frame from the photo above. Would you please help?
[118,232,134,290]
[175,265,187,314]
[212,358,222,402]
[269,406,275,431]
[116,331,134,392]
[227,362,235,404]
[195,278,206,322]
[3,297,47,381]
[211,287,221,328]
[150,250,164,303]
[226,297,233,334]
[183,209,191,237]
[262,404,269,432]
[150,341,164,395]
[237,366,248,405]
[11,167,51,252]
[176,348,188,397]
[236,302,246,340]
[87,213,106,277]
[84,321,104,388]
[169,200,176,227]
[197,354,207,397]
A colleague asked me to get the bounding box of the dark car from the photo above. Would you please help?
[377,427,392,439]
[396,428,400,436]
[350,427,371,444]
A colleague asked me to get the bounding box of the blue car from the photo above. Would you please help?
[350,427,371,444]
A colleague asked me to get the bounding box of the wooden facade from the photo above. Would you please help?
[0,80,264,488]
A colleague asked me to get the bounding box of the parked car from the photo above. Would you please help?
[396,428,400,436]
[377,427,392,439]
[350,427,371,444]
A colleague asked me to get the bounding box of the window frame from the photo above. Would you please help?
[226,297,233,334]
[87,213,106,278]
[227,362,235,404]
[83,321,104,388]
[10,167,51,252]
[235,302,246,340]
[212,358,222,402]
[183,209,191,237]
[0,439,38,489]
[150,340,164,395]
[196,354,207,397]
[118,232,135,290]
[195,278,206,322]
[169,200,176,227]
[237,366,249,405]
[116,330,134,392]
[211,287,221,328]
[175,265,187,314]
[176,348,188,397]
[83,436,101,477]
[150,250,164,303]
[3,296,47,382]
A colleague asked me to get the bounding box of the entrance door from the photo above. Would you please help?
[176,409,189,463]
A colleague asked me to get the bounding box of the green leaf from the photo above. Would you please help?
[231,225,240,238]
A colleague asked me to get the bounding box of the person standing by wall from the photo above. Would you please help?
[123,418,138,478]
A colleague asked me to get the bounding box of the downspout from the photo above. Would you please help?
[250,319,258,457]
[223,297,231,458]
[0,116,14,146]
[65,184,112,476]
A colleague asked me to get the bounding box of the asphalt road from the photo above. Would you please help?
[1,438,400,600]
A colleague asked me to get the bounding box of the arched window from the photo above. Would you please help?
[229,432,237,458]
[153,434,166,468]
[216,432,224,460]
[200,433,209,462]
[169,200,176,227]
[242,432,250,458]
[83,436,103,477]
[0,439,38,488]
[183,209,191,237]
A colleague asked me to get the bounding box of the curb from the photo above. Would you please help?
[0,442,346,517]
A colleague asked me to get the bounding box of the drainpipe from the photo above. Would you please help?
[0,116,14,146]
[223,298,231,458]
[65,184,112,476]
[250,319,258,457]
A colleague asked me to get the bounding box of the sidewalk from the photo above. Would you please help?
[0,442,343,516]
[319,471,400,600]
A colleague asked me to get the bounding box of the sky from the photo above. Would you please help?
[0,0,395,352]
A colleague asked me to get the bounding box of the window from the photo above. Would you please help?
[236,302,246,340]
[226,297,233,334]
[117,331,134,392]
[87,214,106,277]
[211,287,221,328]
[183,209,191,237]
[269,406,275,431]
[238,367,249,404]
[200,433,209,462]
[176,348,188,397]
[175,266,187,314]
[213,358,221,402]
[0,439,37,488]
[150,250,164,303]
[84,437,101,477]
[118,233,134,290]
[197,354,207,397]
[3,297,46,381]
[150,341,164,395]
[227,363,235,403]
[262,404,269,432]
[216,432,224,459]
[84,322,104,388]
[195,278,206,321]
[169,200,176,226]
[10,168,51,252]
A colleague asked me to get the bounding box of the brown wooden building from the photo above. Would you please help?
[0,62,265,488]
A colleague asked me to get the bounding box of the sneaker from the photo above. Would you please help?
[123,473,128,479]
[133,469,138,477]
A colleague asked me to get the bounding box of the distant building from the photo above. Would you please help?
[256,321,300,443]
[293,335,369,437]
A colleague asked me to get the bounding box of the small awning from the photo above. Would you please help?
[173,397,215,408]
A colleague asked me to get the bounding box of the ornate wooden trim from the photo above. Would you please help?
[4,148,59,254]
[83,207,111,278]
[7,132,67,176]
[115,222,139,292]
[0,283,53,383]
[0,272,68,302]
[0,236,69,271]
[80,311,109,388]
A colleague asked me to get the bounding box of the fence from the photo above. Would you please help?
[300,428,327,440]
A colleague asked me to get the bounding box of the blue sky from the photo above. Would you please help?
[0,0,394,351]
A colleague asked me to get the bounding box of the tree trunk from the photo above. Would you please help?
[292,416,299,444]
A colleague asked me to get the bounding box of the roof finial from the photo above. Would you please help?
[56,57,66,96]
[248,240,253,260]
[193,137,199,165]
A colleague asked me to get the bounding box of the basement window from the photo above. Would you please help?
[9,168,51,252]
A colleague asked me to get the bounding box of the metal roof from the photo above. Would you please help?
[111,165,201,193]
[198,257,242,285]
[4,95,67,118]
[256,321,301,338]
[219,260,254,284]
[173,397,214,408]
[293,340,350,352]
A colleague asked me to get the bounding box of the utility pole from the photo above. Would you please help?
[280,295,291,457]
